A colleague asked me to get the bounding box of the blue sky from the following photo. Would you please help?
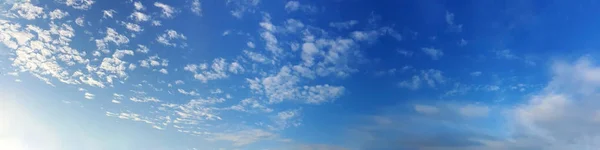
[3,0,600,150]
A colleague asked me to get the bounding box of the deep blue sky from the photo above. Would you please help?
[3,0,600,150]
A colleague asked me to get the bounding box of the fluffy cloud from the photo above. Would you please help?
[190,0,202,16]
[226,0,260,18]
[133,1,145,10]
[399,69,445,90]
[84,92,94,99]
[102,9,116,18]
[156,29,186,47]
[184,58,242,83]
[103,28,129,46]
[250,66,345,104]
[49,9,69,20]
[57,0,95,10]
[99,49,134,78]
[271,109,302,130]
[154,2,177,18]
[10,2,44,20]
[130,11,150,22]
[75,16,85,26]
[0,21,89,86]
[121,22,142,32]
[284,1,300,12]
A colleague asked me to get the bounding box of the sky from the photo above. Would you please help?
[3,0,600,150]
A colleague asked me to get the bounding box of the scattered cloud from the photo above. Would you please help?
[49,9,69,20]
[130,11,150,22]
[156,29,187,47]
[421,47,443,60]
[84,92,95,99]
[10,2,44,20]
[445,11,463,32]
[57,0,95,10]
[154,2,177,18]
[226,0,260,18]
[133,1,145,10]
[190,0,202,16]
[399,69,445,90]
[102,9,116,18]
[329,20,359,30]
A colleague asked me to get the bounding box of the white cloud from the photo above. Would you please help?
[301,42,319,66]
[1,22,88,87]
[57,0,95,10]
[130,11,150,22]
[129,96,160,103]
[191,0,202,16]
[259,14,283,55]
[399,69,445,90]
[154,2,177,18]
[247,41,255,48]
[222,30,231,36]
[209,129,276,146]
[285,1,300,12]
[159,68,168,74]
[156,29,186,47]
[226,0,260,18]
[111,100,121,104]
[178,89,200,96]
[414,104,439,115]
[10,2,44,20]
[103,28,129,46]
[229,98,272,113]
[175,80,185,85]
[271,109,302,130]
[421,47,443,60]
[329,20,359,30]
[244,50,269,63]
[350,30,380,41]
[121,22,142,32]
[303,84,344,104]
[283,0,317,13]
[284,19,305,33]
[135,44,149,53]
[102,9,116,18]
[139,55,168,69]
[75,16,85,26]
[99,49,134,78]
[186,58,241,83]
[261,66,300,103]
[84,92,94,99]
[151,20,162,26]
[251,66,345,104]
[133,1,145,10]
[228,62,244,74]
[49,9,69,20]
[106,112,154,125]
